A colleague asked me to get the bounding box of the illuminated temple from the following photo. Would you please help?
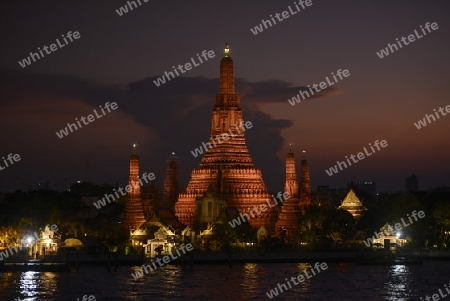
[338,188,367,219]
[174,43,279,233]
[275,148,311,241]
[276,147,300,241]
[122,144,146,229]
[123,44,312,240]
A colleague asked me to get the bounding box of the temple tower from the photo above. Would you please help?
[284,144,299,198]
[276,147,301,242]
[161,153,180,210]
[175,43,277,232]
[122,144,146,229]
[299,150,311,215]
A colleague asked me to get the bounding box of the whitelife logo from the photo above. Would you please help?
[228,192,290,228]
[190,121,253,158]
[115,0,149,16]
[420,282,450,301]
[376,22,438,59]
[0,153,21,172]
[18,31,81,68]
[250,0,313,35]
[266,262,328,299]
[1,224,58,261]
[76,295,96,301]
[93,172,155,209]
[153,50,215,87]
[414,105,450,129]
[363,210,425,247]
[0,244,23,261]
[131,243,193,280]
[287,69,350,106]
[55,102,118,139]
[325,140,388,176]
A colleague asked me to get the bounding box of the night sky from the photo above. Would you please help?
[1,0,449,193]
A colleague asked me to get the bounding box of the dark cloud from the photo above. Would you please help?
[237,78,342,108]
[0,69,342,192]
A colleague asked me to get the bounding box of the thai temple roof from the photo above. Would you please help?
[338,188,367,217]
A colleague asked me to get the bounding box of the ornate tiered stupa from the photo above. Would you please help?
[275,146,301,241]
[122,144,147,229]
[175,43,277,232]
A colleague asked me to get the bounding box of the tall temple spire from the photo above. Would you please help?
[219,42,235,95]
[299,149,311,215]
[284,146,299,197]
[276,147,301,242]
[224,42,230,57]
[175,44,277,232]
[122,144,146,229]
[204,41,249,165]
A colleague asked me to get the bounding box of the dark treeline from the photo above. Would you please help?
[1,183,449,251]
[0,182,129,251]
[298,188,450,250]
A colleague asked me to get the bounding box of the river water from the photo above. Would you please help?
[1,260,449,300]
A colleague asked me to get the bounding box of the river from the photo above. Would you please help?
[1,260,449,300]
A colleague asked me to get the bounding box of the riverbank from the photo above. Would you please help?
[2,249,450,270]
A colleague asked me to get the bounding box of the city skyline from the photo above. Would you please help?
[1,0,450,193]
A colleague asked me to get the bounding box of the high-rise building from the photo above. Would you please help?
[314,185,332,208]
[354,181,376,196]
[175,43,277,232]
[122,144,146,230]
[405,174,418,192]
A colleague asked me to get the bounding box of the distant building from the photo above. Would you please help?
[372,223,406,248]
[330,187,347,208]
[406,174,418,192]
[313,186,332,208]
[312,186,347,208]
[354,181,376,196]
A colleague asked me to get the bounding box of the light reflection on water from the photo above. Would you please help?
[297,262,312,294]
[0,261,449,300]
[242,263,259,291]
[20,271,39,300]
[383,265,413,301]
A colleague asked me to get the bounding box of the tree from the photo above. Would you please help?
[297,205,327,248]
[432,202,450,247]
[0,226,20,247]
[323,209,356,249]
